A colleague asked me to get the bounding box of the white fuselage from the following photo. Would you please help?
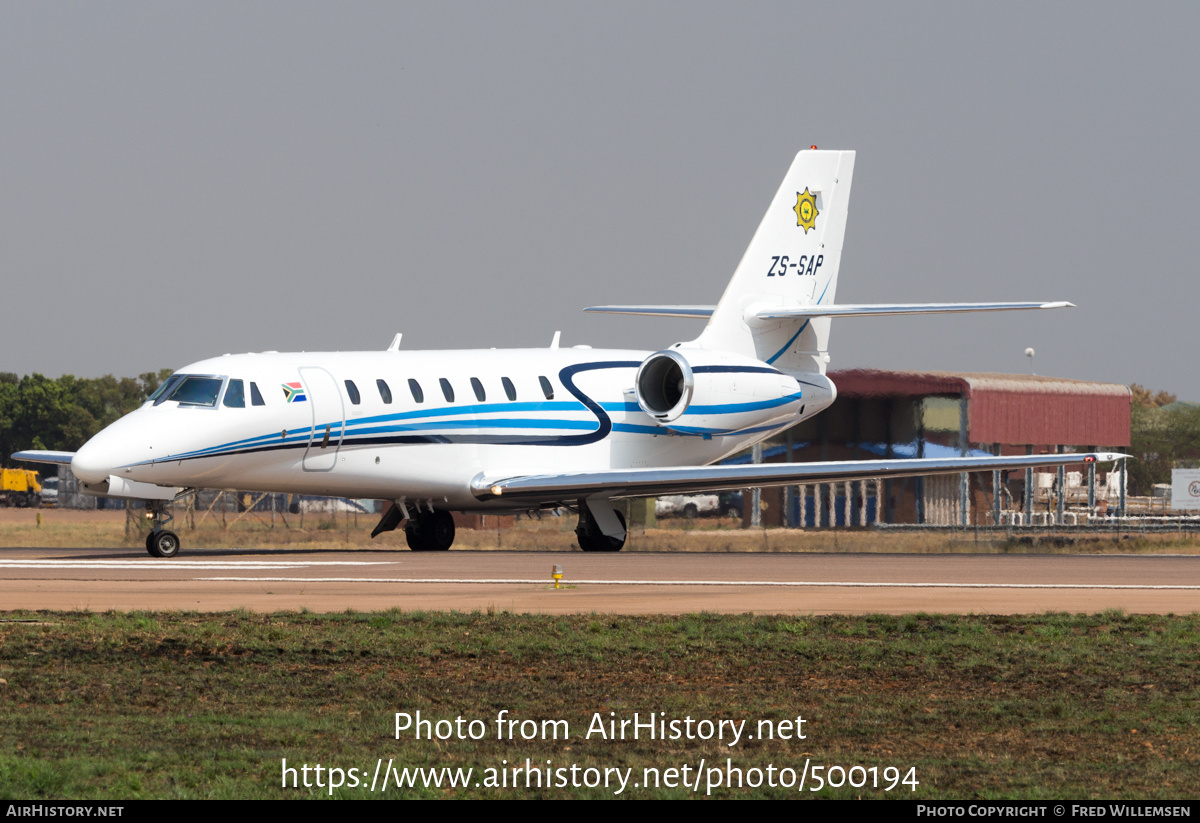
[70,348,824,511]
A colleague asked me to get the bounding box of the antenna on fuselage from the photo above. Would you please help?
[387,333,403,352]
[549,331,561,349]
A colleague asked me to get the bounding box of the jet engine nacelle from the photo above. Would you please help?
[634,348,832,435]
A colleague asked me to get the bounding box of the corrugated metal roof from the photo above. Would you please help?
[959,373,1132,397]
[830,369,1130,398]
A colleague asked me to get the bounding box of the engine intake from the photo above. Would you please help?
[635,350,694,421]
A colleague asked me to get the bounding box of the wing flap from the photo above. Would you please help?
[473,452,1127,504]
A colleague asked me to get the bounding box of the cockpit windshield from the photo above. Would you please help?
[162,376,225,407]
[148,374,184,405]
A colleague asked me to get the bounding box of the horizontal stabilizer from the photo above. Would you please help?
[11,450,75,466]
[582,302,1073,322]
[754,301,1074,320]
[473,452,1127,504]
[580,305,710,319]
[583,305,715,318]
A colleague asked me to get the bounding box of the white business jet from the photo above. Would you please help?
[14,149,1125,557]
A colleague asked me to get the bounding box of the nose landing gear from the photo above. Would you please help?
[144,500,181,558]
[147,529,180,558]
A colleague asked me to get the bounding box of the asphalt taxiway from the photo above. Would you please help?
[1,546,1198,614]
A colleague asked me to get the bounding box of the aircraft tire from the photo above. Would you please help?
[576,510,626,552]
[404,524,426,551]
[148,530,180,559]
[405,511,455,551]
[428,511,455,550]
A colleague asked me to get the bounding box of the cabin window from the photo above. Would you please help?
[470,377,485,402]
[250,382,265,406]
[439,378,455,402]
[223,379,246,408]
[408,379,424,403]
[539,375,554,400]
[377,379,393,404]
[502,376,517,401]
[167,376,224,407]
[345,380,361,405]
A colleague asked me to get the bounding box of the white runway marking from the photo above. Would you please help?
[0,560,395,570]
[196,577,1200,590]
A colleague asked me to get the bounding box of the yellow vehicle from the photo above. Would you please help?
[1,468,42,508]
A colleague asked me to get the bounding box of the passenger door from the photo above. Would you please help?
[299,366,345,471]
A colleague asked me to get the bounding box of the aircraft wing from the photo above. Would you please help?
[472,452,1127,505]
[11,450,76,466]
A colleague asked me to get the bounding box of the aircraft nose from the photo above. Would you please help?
[72,433,120,484]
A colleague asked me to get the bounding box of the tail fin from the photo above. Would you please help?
[692,149,855,374]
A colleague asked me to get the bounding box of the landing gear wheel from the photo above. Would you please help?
[140,498,184,559]
[576,509,626,552]
[405,523,428,551]
[146,530,180,558]
[405,510,456,551]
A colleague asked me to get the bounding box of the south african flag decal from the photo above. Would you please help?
[282,382,307,403]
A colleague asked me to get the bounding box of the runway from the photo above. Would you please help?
[2,546,1198,614]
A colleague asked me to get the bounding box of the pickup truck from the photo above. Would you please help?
[656,492,743,519]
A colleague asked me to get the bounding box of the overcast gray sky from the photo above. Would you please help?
[4,3,1197,398]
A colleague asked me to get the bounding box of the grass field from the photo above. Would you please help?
[1,610,1197,799]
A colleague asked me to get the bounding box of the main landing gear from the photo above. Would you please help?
[370,504,456,551]
[575,503,627,553]
[370,501,629,553]
[405,509,456,552]
[144,500,181,558]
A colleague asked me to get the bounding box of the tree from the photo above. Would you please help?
[1130,383,1177,409]
[1128,389,1200,494]
[0,371,171,466]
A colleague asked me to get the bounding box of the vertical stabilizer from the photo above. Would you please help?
[693,149,854,374]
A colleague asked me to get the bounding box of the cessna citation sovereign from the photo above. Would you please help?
[15,149,1125,557]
